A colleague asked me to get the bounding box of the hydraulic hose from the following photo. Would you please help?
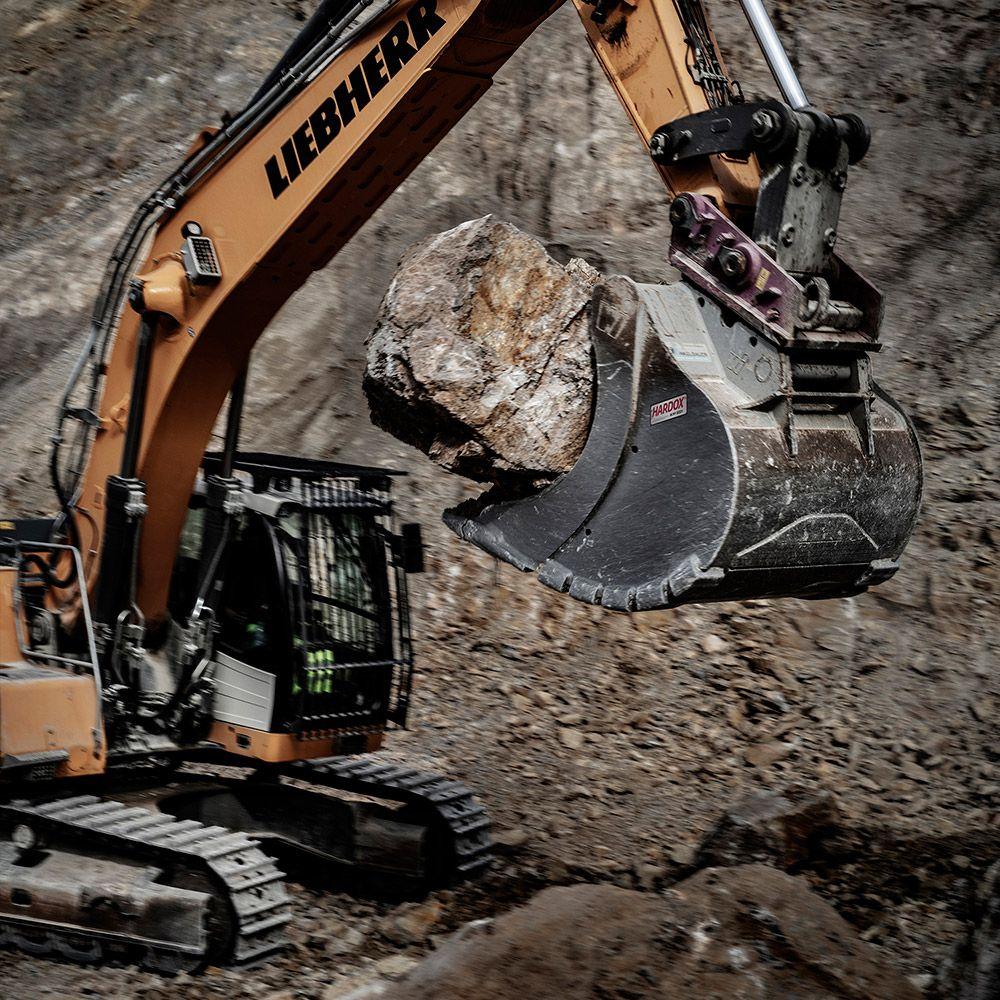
[20,551,78,591]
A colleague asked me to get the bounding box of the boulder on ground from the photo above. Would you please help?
[696,786,842,871]
[364,216,598,487]
[391,865,921,1000]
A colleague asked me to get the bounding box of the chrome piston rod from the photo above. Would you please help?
[737,0,809,109]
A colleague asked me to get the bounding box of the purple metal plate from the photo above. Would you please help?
[668,193,803,342]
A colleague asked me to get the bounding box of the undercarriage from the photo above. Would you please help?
[1,454,491,971]
[0,757,491,971]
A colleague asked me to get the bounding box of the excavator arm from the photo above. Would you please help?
[9,0,919,673]
[58,0,756,630]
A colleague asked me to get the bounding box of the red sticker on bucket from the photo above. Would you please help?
[651,394,688,425]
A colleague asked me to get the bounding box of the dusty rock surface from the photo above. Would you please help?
[364,215,597,485]
[0,2,997,1000]
[394,868,921,1000]
[938,861,1000,1000]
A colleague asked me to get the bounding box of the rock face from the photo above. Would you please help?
[393,867,922,1000]
[940,861,1000,1000]
[364,216,598,486]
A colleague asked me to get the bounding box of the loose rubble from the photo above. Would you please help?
[697,786,841,870]
[938,861,1000,1000]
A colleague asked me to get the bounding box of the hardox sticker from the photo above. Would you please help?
[651,394,688,425]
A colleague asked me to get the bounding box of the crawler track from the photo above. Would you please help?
[285,756,493,881]
[0,794,290,972]
[0,759,490,971]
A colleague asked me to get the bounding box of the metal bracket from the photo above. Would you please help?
[668,192,802,342]
[123,484,148,521]
[650,99,797,165]
[753,112,848,273]
[669,192,884,343]
[652,100,871,277]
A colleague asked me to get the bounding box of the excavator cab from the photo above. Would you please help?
[169,454,417,744]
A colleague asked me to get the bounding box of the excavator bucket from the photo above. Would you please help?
[446,272,922,612]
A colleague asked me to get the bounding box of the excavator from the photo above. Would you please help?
[0,0,922,973]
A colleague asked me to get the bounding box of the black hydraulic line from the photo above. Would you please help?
[190,365,248,620]
[120,313,159,479]
[50,205,161,502]
[250,0,358,104]
[45,489,81,586]
[192,494,232,613]
[219,367,248,479]
[673,0,743,108]
[170,1,393,198]
[19,551,77,591]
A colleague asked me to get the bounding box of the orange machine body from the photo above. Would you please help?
[1,567,104,777]
[0,567,24,666]
[207,723,384,764]
[0,665,105,778]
